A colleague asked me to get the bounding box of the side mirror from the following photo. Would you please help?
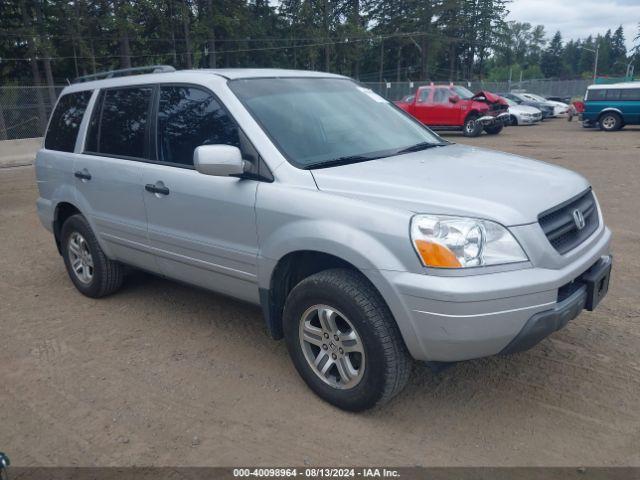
[449,95,460,104]
[194,145,245,177]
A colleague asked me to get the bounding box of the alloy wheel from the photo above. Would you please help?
[67,231,94,284]
[298,305,365,389]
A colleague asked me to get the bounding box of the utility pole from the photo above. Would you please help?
[593,43,599,82]
[378,37,384,84]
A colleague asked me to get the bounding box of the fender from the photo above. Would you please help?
[257,218,407,290]
[598,107,623,117]
[56,187,116,259]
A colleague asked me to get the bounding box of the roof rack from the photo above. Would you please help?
[73,65,176,84]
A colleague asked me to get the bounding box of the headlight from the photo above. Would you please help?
[410,215,528,268]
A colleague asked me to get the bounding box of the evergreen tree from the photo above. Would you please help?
[540,31,564,78]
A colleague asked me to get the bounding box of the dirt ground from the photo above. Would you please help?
[1,120,639,467]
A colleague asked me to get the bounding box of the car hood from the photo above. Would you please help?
[547,100,569,108]
[310,144,590,226]
[471,90,507,105]
[509,105,541,115]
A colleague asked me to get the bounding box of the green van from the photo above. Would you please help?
[582,82,640,131]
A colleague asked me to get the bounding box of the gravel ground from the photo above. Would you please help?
[0,120,639,467]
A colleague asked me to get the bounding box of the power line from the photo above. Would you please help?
[0,31,462,62]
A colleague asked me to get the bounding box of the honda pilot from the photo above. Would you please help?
[36,67,612,411]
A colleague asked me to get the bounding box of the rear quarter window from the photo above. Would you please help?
[587,89,607,101]
[44,91,92,152]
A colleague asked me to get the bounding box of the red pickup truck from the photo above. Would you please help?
[395,84,510,137]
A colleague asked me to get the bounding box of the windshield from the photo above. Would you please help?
[504,98,518,106]
[524,93,547,102]
[451,86,474,99]
[229,78,444,169]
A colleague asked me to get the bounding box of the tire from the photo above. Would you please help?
[283,269,412,411]
[61,214,124,298]
[484,124,504,135]
[510,115,518,126]
[462,114,483,137]
[599,112,622,131]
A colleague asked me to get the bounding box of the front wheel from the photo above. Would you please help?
[599,112,622,131]
[283,269,412,411]
[463,114,483,137]
[484,124,504,135]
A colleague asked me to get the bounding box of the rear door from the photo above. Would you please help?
[75,85,157,271]
[140,84,260,303]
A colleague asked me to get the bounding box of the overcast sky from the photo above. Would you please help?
[507,0,640,50]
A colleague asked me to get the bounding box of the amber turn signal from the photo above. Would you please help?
[414,239,462,268]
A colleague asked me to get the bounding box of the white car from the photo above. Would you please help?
[521,93,569,116]
[505,98,543,125]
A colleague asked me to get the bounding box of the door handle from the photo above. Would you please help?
[145,183,170,196]
[74,170,91,181]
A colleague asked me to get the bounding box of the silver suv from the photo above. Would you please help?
[36,67,612,411]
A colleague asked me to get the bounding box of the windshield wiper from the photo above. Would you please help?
[395,142,447,155]
[302,154,385,170]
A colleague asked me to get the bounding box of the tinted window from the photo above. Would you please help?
[88,87,152,158]
[85,91,103,153]
[157,86,239,166]
[588,89,607,101]
[606,89,621,101]
[45,91,92,152]
[619,89,640,101]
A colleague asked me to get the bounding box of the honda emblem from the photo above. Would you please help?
[573,209,586,230]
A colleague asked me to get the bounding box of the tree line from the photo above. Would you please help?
[1,0,639,88]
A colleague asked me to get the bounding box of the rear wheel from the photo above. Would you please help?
[484,124,504,135]
[61,214,124,298]
[599,112,622,131]
[462,114,483,137]
[283,269,412,411]
[510,115,518,126]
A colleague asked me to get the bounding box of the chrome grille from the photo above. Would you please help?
[538,189,599,254]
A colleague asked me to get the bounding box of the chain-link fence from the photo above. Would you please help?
[0,79,595,141]
[0,86,65,141]
[362,78,593,102]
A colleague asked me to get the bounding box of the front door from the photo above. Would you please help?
[411,87,434,124]
[429,87,457,125]
[141,85,260,303]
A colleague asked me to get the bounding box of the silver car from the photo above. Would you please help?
[35,67,612,411]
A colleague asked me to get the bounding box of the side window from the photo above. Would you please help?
[86,86,152,158]
[417,88,431,103]
[588,89,606,101]
[45,91,92,152]
[433,88,450,104]
[606,89,621,101]
[156,86,240,166]
[619,89,640,101]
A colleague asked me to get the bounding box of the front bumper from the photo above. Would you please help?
[518,114,542,124]
[477,112,511,126]
[373,226,612,362]
[500,254,611,354]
